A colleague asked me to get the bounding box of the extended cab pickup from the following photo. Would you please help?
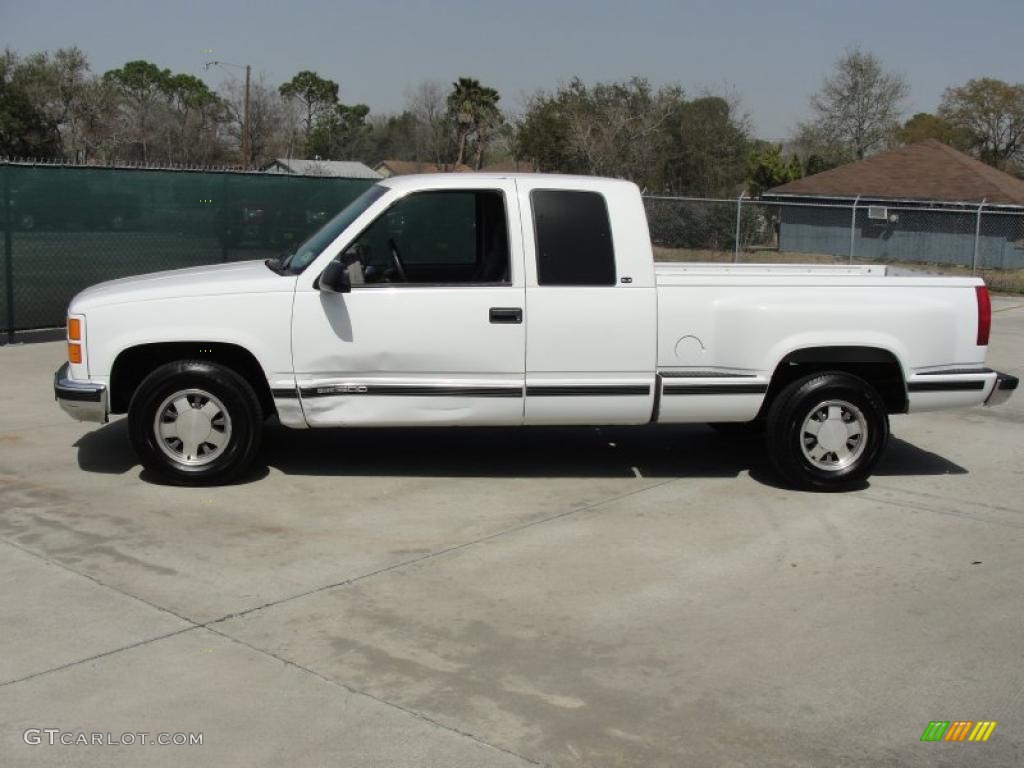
[55,173,1018,489]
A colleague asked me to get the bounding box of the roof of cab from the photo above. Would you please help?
[378,172,638,192]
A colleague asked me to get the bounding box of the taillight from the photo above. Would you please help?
[976,285,991,346]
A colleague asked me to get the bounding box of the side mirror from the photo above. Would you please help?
[318,259,351,294]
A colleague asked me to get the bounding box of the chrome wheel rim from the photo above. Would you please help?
[800,399,867,472]
[154,388,232,467]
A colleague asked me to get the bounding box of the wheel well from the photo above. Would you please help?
[109,342,275,416]
[759,346,907,416]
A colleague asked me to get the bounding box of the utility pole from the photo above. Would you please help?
[205,60,252,168]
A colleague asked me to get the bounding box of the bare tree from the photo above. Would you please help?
[404,80,452,164]
[799,47,908,160]
[223,74,291,166]
[76,78,125,163]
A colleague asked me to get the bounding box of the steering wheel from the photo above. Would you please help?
[388,238,408,282]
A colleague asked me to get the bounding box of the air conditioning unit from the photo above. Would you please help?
[867,206,888,221]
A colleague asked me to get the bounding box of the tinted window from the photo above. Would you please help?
[532,190,615,286]
[343,190,509,285]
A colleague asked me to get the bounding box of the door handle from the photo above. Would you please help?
[489,307,523,324]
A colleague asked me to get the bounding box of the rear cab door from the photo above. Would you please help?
[518,177,657,424]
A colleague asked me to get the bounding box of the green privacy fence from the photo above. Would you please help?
[1,162,376,333]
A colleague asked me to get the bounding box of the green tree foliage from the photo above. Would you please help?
[0,51,61,157]
[279,70,339,139]
[939,78,1024,170]
[797,46,907,161]
[746,143,802,196]
[665,95,751,195]
[11,47,91,159]
[896,112,970,148]
[306,102,371,160]
[516,96,571,171]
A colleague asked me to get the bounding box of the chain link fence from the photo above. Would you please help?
[1,161,375,334]
[645,194,1024,279]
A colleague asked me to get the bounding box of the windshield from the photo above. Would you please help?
[282,184,388,274]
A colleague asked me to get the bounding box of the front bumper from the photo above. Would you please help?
[985,371,1019,407]
[54,362,108,423]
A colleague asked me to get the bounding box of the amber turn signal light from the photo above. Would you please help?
[68,317,82,341]
[68,343,82,364]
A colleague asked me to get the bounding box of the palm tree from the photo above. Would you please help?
[447,77,501,167]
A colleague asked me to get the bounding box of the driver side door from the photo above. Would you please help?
[290,182,527,427]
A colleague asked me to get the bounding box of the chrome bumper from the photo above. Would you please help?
[54,362,108,423]
[985,371,1019,407]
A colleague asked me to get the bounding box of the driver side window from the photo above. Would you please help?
[341,189,510,286]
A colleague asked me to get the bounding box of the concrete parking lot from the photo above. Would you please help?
[1,299,1022,767]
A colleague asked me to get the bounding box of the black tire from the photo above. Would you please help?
[128,360,262,485]
[765,372,889,491]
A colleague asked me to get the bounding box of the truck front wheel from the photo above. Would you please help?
[765,372,889,491]
[128,360,263,485]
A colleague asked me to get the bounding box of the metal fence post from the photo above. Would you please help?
[972,198,986,274]
[2,163,14,341]
[733,192,746,263]
[221,172,230,262]
[849,194,860,264]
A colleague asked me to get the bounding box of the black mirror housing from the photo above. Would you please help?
[319,259,351,294]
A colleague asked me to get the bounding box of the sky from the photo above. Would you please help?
[1,0,1021,139]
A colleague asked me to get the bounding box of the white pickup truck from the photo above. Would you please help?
[55,173,1017,490]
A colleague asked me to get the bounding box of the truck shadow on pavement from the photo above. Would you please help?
[74,419,968,488]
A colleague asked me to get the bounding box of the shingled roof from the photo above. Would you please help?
[766,140,1024,207]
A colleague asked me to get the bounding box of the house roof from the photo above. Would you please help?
[765,140,1024,207]
[374,160,473,176]
[263,159,381,179]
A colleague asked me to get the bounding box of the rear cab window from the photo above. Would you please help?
[531,189,615,286]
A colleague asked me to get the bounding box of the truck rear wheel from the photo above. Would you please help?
[765,372,889,491]
[128,360,262,485]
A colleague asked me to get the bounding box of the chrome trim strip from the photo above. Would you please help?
[658,370,757,379]
[525,385,651,397]
[663,383,768,395]
[907,380,986,392]
[918,367,994,376]
[299,384,522,398]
